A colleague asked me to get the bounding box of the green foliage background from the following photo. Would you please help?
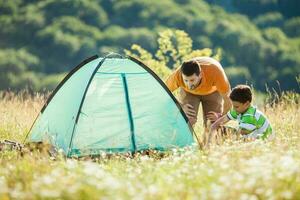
[0,0,299,92]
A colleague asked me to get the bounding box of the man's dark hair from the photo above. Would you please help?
[181,60,200,76]
[230,85,252,103]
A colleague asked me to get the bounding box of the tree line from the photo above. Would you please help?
[0,0,299,92]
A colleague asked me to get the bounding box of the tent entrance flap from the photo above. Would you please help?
[121,73,136,152]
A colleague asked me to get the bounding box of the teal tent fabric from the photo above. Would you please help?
[27,54,195,157]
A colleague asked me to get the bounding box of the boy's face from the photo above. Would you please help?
[232,100,251,114]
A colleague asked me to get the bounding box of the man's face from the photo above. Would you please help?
[182,73,201,90]
[232,100,250,114]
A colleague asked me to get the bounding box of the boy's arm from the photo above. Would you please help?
[211,115,230,131]
[238,129,249,135]
[237,129,256,141]
[206,92,231,122]
[205,115,230,147]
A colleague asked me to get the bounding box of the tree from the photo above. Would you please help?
[0,49,40,90]
[254,12,284,29]
[125,29,216,79]
[36,16,102,73]
[283,17,300,37]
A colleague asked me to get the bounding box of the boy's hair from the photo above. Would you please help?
[230,85,252,103]
[181,60,200,76]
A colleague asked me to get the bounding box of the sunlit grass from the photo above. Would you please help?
[0,91,299,199]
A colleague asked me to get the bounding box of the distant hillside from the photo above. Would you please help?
[0,0,299,91]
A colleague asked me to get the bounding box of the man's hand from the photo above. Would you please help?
[182,104,197,125]
[182,104,196,118]
[206,111,222,122]
[188,116,197,125]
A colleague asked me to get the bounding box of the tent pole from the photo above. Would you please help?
[121,73,137,153]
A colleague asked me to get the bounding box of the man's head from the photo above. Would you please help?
[181,60,201,90]
[229,85,252,114]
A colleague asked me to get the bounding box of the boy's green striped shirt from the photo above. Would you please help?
[227,105,273,139]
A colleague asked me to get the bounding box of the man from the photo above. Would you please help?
[165,57,232,127]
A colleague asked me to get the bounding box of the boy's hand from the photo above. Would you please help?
[206,111,222,122]
[210,123,218,131]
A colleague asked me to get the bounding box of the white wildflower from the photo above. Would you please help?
[140,155,150,161]
[244,177,257,189]
[210,183,225,199]
[9,183,23,199]
[0,176,8,194]
[240,193,258,200]
[39,188,61,198]
[281,190,293,199]
[82,161,106,178]
[66,159,78,170]
[147,185,158,195]
[103,176,121,190]
[265,188,273,198]
[41,175,55,185]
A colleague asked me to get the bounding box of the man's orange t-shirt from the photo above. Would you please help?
[165,57,230,95]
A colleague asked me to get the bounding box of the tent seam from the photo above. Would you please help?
[67,57,107,157]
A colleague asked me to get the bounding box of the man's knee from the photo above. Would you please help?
[201,92,224,126]
[179,89,200,125]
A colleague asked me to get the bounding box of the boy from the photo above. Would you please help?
[206,85,274,145]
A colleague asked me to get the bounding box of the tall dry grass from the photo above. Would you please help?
[0,91,299,200]
[0,91,47,141]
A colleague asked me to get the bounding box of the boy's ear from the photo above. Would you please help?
[244,101,251,106]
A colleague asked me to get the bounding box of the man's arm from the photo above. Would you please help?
[220,91,232,115]
[165,70,180,92]
[165,71,197,125]
[206,60,232,121]
[212,60,231,115]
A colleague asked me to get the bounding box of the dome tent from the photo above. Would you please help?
[26,53,196,157]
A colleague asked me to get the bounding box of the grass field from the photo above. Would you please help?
[0,91,300,200]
